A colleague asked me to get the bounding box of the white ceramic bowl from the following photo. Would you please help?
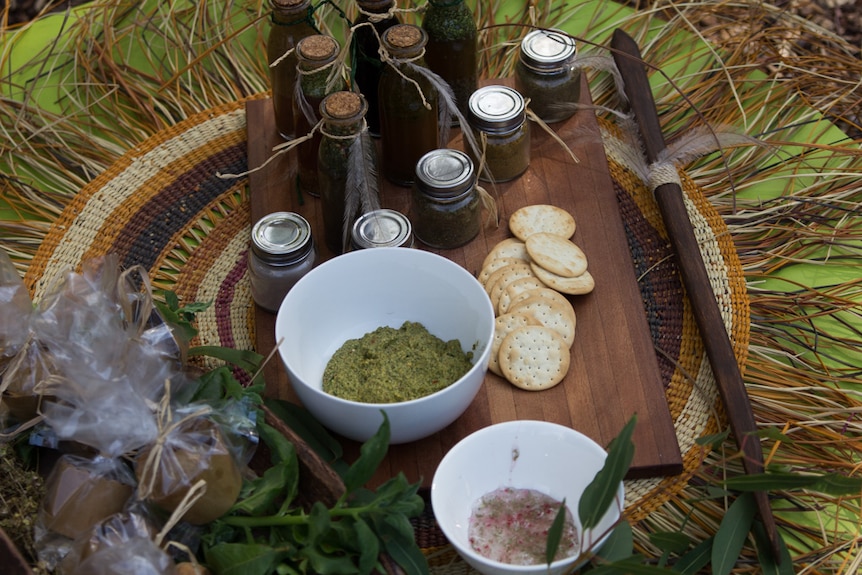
[275,247,495,444]
[431,420,625,575]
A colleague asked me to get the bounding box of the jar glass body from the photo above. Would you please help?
[267,0,317,139]
[412,186,481,249]
[514,62,580,124]
[248,246,317,312]
[469,122,530,183]
[352,0,400,136]
[421,0,478,118]
[378,31,439,186]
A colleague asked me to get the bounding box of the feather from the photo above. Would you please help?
[343,127,381,251]
[662,125,764,166]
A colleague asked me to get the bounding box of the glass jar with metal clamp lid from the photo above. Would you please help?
[411,149,481,249]
[248,212,317,313]
[466,85,530,183]
[514,28,580,124]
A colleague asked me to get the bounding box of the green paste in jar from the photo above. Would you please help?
[322,321,474,403]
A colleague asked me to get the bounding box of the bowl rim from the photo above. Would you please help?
[431,419,625,572]
[274,247,496,408]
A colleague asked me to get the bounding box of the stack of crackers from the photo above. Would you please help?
[478,205,595,392]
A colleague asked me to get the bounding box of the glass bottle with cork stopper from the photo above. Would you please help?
[514,29,580,124]
[378,24,439,186]
[352,0,400,137]
[466,85,530,183]
[411,148,481,249]
[318,91,379,254]
[294,34,344,198]
[267,0,318,140]
[421,0,478,120]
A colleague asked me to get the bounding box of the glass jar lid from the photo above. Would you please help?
[519,29,577,72]
[251,212,313,264]
[467,85,526,133]
[352,209,414,248]
[415,149,475,198]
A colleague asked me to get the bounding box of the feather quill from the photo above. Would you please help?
[294,71,317,128]
[343,128,381,251]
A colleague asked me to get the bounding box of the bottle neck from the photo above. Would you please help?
[270,1,314,27]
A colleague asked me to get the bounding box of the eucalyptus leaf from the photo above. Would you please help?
[595,520,634,563]
[546,499,568,565]
[204,542,284,575]
[189,345,264,374]
[587,556,676,574]
[579,414,636,531]
[752,520,794,575]
[712,492,756,575]
[695,430,729,447]
[649,531,691,554]
[343,411,391,494]
[671,537,712,574]
[724,471,862,496]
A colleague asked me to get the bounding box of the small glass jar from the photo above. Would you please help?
[351,209,414,249]
[248,212,316,312]
[466,85,530,182]
[412,149,481,249]
[514,29,580,124]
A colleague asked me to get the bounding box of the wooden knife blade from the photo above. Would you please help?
[609,28,781,562]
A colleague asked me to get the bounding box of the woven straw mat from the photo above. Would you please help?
[23,99,748,547]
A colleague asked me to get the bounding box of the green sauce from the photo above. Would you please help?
[322,321,474,403]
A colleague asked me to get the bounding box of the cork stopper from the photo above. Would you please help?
[385,24,423,49]
[298,35,338,60]
[271,0,307,7]
[323,91,363,119]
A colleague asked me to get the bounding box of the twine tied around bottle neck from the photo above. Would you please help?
[377,46,433,110]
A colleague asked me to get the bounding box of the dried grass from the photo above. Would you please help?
[1,0,861,572]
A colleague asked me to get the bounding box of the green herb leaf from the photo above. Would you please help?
[354,517,381,575]
[579,414,636,531]
[343,411,390,494]
[671,537,712,574]
[695,430,729,448]
[545,499,568,565]
[265,398,345,468]
[204,542,284,575]
[377,522,430,575]
[649,531,691,554]
[724,471,862,495]
[595,521,634,563]
[712,492,756,575]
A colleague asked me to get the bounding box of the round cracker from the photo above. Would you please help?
[489,265,537,313]
[481,238,530,270]
[498,326,570,391]
[498,276,547,314]
[483,262,533,297]
[525,233,588,278]
[507,286,576,321]
[477,257,525,287]
[532,264,595,295]
[509,204,576,241]
[488,313,539,376]
[508,296,576,347]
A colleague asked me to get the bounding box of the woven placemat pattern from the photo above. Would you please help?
[23,101,748,547]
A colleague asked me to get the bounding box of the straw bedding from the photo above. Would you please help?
[1,1,861,573]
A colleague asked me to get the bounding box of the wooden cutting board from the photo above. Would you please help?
[246,77,682,486]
